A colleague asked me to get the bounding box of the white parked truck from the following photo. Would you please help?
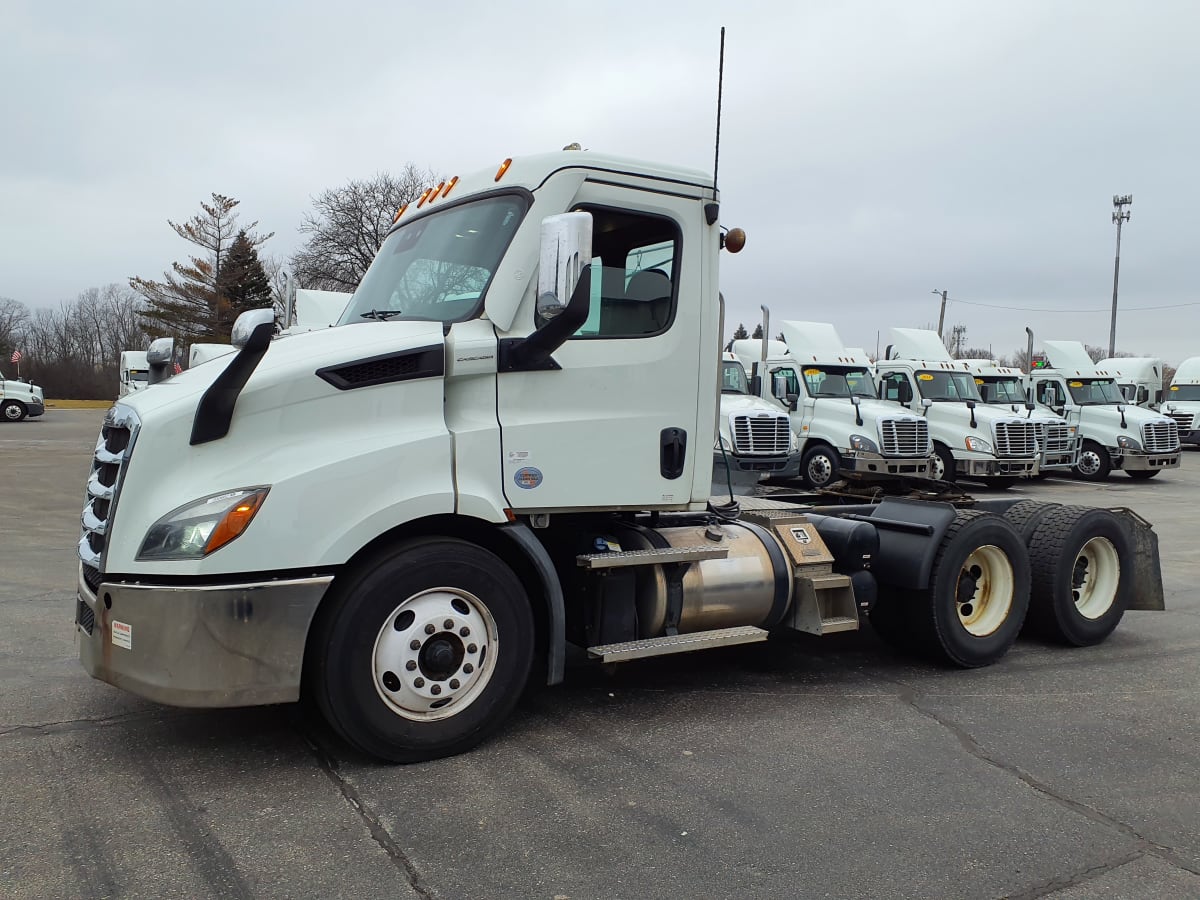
[1095,357,1163,409]
[875,329,1040,488]
[1162,356,1200,446]
[731,320,933,489]
[1,370,45,421]
[1028,341,1181,480]
[75,151,1164,762]
[118,350,150,398]
[714,354,799,493]
[188,343,235,369]
[958,359,1080,475]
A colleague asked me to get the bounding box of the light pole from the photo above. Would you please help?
[1108,194,1132,358]
[932,289,947,338]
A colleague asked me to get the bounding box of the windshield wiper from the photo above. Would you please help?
[360,309,403,320]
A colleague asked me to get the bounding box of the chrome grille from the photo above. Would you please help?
[1166,412,1194,432]
[878,418,931,457]
[1036,422,1075,454]
[1142,420,1180,453]
[730,413,791,455]
[79,406,139,577]
[993,420,1038,457]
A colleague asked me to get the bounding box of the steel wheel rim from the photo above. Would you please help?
[3,405,20,420]
[372,587,499,721]
[956,544,1014,637]
[932,453,946,480]
[1073,537,1120,619]
[808,452,834,485]
[1077,450,1102,475]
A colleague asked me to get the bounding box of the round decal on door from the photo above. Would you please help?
[514,467,543,489]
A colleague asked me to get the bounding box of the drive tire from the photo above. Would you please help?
[2,401,27,422]
[1025,506,1130,646]
[1073,440,1111,481]
[932,444,957,483]
[801,444,841,489]
[1002,499,1061,542]
[907,510,1030,667]
[305,538,535,763]
[1126,469,1160,480]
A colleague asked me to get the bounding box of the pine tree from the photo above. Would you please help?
[218,230,274,329]
[732,323,749,340]
[751,324,763,339]
[131,194,273,342]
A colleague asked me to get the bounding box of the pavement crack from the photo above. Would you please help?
[1002,849,1147,899]
[0,707,187,738]
[300,728,435,899]
[894,682,1200,878]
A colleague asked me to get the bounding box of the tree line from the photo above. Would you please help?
[1,164,436,399]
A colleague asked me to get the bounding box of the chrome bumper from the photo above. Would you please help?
[1039,452,1078,470]
[1120,451,1181,472]
[77,565,331,707]
[842,451,933,479]
[958,456,1039,477]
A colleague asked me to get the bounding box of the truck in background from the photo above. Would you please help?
[118,350,150,398]
[875,329,1039,488]
[1,370,45,421]
[1095,357,1163,409]
[1162,356,1200,446]
[958,359,1080,476]
[1029,341,1181,480]
[714,354,799,494]
[188,343,235,369]
[731,320,932,489]
[74,150,1163,762]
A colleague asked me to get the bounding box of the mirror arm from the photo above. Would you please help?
[499,268,592,373]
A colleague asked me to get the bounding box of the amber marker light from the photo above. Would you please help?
[204,488,269,555]
[442,176,459,197]
[495,158,512,182]
[392,203,409,223]
[430,181,445,202]
[417,188,432,208]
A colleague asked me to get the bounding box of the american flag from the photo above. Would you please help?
[9,350,19,364]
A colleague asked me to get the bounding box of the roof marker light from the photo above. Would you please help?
[430,181,445,202]
[495,158,512,182]
[392,203,409,223]
[442,176,458,197]
[417,188,432,208]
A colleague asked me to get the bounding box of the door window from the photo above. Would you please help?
[881,372,913,403]
[1037,379,1066,408]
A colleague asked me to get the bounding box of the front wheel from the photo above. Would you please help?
[801,444,841,489]
[931,444,957,483]
[1073,440,1111,481]
[1,401,27,422]
[1126,469,1160,480]
[305,538,535,762]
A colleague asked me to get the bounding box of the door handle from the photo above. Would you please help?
[660,428,687,479]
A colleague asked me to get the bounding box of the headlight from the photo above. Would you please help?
[849,434,878,453]
[964,436,992,453]
[138,487,270,560]
[1116,435,1141,450]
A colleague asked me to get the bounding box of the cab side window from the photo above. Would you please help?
[881,372,912,403]
[770,367,801,399]
[1037,380,1064,407]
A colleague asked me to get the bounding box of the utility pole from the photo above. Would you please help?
[932,289,948,338]
[950,324,967,358]
[1108,194,1132,358]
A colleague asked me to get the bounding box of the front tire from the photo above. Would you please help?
[1073,440,1111,481]
[801,444,841,489]
[1,401,27,422]
[305,538,535,762]
[932,444,957,483]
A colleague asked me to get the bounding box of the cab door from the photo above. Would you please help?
[496,183,710,511]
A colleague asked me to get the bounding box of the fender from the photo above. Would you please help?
[497,522,566,685]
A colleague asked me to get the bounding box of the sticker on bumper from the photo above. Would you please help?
[112,620,132,650]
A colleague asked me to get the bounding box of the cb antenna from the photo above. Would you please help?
[713,26,726,193]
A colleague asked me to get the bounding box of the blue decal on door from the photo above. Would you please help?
[514,467,543,489]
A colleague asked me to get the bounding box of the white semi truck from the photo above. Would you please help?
[715,354,799,493]
[1095,357,1163,409]
[1028,341,1181,480]
[118,350,150,399]
[875,329,1040,488]
[730,320,933,489]
[958,359,1080,475]
[74,151,1163,761]
[1,370,45,421]
[1162,356,1200,446]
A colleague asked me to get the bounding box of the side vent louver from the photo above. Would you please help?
[317,346,445,391]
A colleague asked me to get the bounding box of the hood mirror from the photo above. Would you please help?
[537,212,592,319]
[232,309,276,349]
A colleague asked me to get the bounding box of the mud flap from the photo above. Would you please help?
[1110,508,1165,610]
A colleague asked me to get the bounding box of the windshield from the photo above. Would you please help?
[976,377,1025,404]
[800,365,877,399]
[1169,384,1200,401]
[129,370,149,383]
[915,370,982,402]
[1066,378,1124,405]
[339,194,527,325]
[722,360,750,394]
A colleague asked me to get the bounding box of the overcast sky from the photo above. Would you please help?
[3,0,1197,363]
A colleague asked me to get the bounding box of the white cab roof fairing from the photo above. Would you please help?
[888,328,954,363]
[777,322,870,367]
[1173,356,1200,384]
[1096,357,1161,382]
[120,350,148,369]
[730,338,790,365]
[1041,341,1100,375]
[295,289,352,329]
[959,358,1024,378]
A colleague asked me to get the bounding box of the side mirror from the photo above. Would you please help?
[1025,401,1036,411]
[772,372,789,399]
[966,399,977,410]
[921,398,933,409]
[537,212,592,319]
[785,392,799,411]
[146,337,175,385]
[232,309,276,349]
[897,383,913,404]
[851,395,862,407]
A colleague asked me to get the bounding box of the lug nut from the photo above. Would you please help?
[463,663,474,674]
[410,639,421,650]
[443,619,454,629]
[405,660,417,671]
[449,679,460,689]
[430,684,442,695]
[467,643,478,654]
[459,626,470,637]
[414,677,425,688]
[425,624,436,635]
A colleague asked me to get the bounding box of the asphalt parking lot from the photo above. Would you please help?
[2,409,1198,900]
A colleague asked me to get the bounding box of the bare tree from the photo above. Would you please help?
[0,297,30,365]
[290,167,438,291]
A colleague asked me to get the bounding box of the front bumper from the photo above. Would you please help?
[956,456,1039,477]
[1181,432,1200,446]
[1039,451,1078,471]
[76,565,331,707]
[841,450,933,479]
[1118,450,1181,472]
[27,400,45,417]
[711,450,798,494]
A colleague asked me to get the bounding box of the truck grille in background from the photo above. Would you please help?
[731,414,791,455]
[878,418,930,457]
[993,421,1037,457]
[1142,420,1180,453]
[1037,422,1074,454]
[78,408,138,587]
[1166,412,1194,432]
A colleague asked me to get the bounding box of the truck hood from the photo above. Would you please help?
[925,402,1031,429]
[720,393,786,416]
[1076,404,1173,430]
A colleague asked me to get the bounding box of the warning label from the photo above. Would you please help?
[111,620,132,650]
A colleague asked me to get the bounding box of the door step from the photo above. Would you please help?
[576,546,729,569]
[587,626,768,662]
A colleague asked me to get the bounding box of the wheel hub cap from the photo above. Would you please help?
[1078,452,1101,475]
[1073,536,1120,619]
[956,545,1015,637]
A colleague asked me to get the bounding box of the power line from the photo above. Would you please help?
[941,296,1200,314]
